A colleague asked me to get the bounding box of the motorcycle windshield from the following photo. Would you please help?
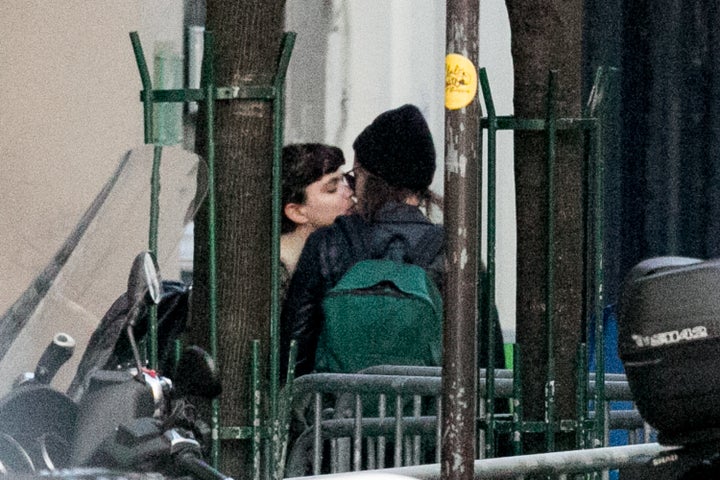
[0,145,207,396]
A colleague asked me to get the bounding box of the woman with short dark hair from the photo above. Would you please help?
[279,144,354,302]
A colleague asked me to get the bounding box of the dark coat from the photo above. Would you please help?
[280,202,505,379]
[280,203,443,378]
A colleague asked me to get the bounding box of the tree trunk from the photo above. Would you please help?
[189,1,286,477]
[504,0,585,452]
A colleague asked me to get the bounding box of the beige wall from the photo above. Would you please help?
[1,3,144,308]
[0,2,187,391]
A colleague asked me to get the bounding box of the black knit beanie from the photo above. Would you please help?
[352,104,436,191]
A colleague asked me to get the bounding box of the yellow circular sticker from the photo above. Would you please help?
[445,53,478,110]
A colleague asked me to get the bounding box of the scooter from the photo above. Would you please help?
[0,251,230,479]
[619,256,720,479]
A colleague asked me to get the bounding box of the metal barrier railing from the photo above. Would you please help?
[285,367,652,476]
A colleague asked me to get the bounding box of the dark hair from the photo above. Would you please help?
[358,168,431,222]
[282,143,346,233]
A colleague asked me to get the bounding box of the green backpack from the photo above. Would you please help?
[316,258,443,374]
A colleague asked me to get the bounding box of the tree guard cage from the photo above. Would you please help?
[129,30,296,477]
[477,66,616,456]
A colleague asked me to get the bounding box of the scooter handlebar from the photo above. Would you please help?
[175,450,234,480]
[34,333,76,385]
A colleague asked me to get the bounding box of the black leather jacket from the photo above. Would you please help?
[280,203,444,378]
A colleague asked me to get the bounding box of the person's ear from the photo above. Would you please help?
[284,203,309,226]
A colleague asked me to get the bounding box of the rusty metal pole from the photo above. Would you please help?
[442,1,480,480]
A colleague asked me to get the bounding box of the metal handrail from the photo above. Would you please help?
[285,443,671,480]
[292,372,633,400]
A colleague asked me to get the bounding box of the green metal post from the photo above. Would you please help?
[478,68,497,458]
[576,343,588,449]
[593,120,606,448]
[252,340,262,480]
[130,32,154,145]
[129,31,162,370]
[582,70,598,449]
[148,145,162,369]
[265,30,296,480]
[199,30,221,467]
[272,341,297,480]
[587,68,613,449]
[512,345,524,455]
[270,31,296,434]
[588,118,605,449]
[544,70,559,452]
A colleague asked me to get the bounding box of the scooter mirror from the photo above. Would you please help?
[142,253,161,305]
[127,251,161,307]
[173,346,222,399]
